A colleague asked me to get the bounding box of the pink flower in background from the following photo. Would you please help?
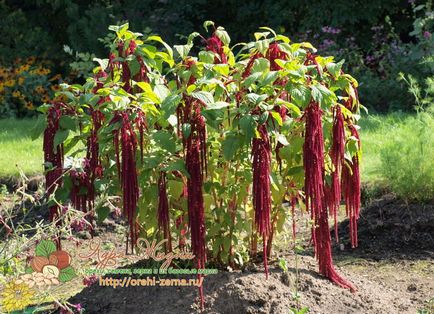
[423,31,432,39]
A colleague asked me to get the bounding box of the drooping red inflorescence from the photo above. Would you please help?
[178,94,207,308]
[303,101,356,292]
[135,110,147,163]
[206,34,227,64]
[341,124,361,248]
[252,123,272,279]
[266,42,287,71]
[43,103,65,223]
[111,111,140,252]
[70,168,91,216]
[328,105,346,241]
[157,171,172,253]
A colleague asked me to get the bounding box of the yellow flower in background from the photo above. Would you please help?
[41,95,50,103]
[0,67,6,76]
[36,67,50,75]
[35,85,45,94]
[27,56,36,64]
[1,280,35,312]
[0,85,4,93]
[18,77,25,85]
[4,80,15,87]
[12,90,21,98]
[25,102,34,110]
[51,84,60,91]
[19,64,30,72]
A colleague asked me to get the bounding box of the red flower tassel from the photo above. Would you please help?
[181,97,207,309]
[206,33,227,64]
[111,111,140,252]
[303,101,356,292]
[329,105,346,241]
[252,124,272,279]
[341,125,361,248]
[43,103,64,223]
[158,171,172,253]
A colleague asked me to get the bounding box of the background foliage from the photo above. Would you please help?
[1,0,433,115]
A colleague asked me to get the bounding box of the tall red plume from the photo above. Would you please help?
[158,171,172,253]
[328,105,345,241]
[111,111,140,252]
[179,95,207,309]
[44,103,64,224]
[303,101,356,292]
[341,124,361,248]
[252,124,272,279]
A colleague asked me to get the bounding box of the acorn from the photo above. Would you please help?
[30,256,49,272]
[49,250,71,269]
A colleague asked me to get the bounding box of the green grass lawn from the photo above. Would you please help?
[1,113,432,201]
[0,113,418,180]
[0,118,43,178]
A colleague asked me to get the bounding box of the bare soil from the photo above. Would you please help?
[64,195,433,314]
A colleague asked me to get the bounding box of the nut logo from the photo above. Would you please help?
[21,240,77,287]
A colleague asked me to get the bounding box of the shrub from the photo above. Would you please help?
[38,22,364,306]
[0,58,65,118]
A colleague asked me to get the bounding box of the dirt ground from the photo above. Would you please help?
[1,190,433,313]
[63,194,433,314]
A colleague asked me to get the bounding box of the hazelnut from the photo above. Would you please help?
[49,254,58,266]
[42,265,60,278]
[30,256,49,272]
[49,251,71,270]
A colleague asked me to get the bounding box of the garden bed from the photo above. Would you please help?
[61,196,434,313]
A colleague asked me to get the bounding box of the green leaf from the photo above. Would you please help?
[203,20,215,31]
[93,58,109,71]
[152,131,177,153]
[31,115,47,140]
[243,72,262,87]
[261,71,279,86]
[59,266,77,282]
[215,26,230,45]
[239,115,256,141]
[137,82,160,103]
[54,130,69,147]
[59,116,76,131]
[207,101,230,110]
[199,51,215,64]
[97,206,110,223]
[146,35,173,58]
[191,91,214,105]
[326,60,344,78]
[289,85,311,108]
[168,179,184,197]
[182,123,191,138]
[161,94,181,119]
[35,240,56,257]
[164,159,189,177]
[277,134,289,146]
[222,134,241,160]
[222,237,231,252]
[252,58,270,73]
[271,111,283,126]
[174,44,193,59]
